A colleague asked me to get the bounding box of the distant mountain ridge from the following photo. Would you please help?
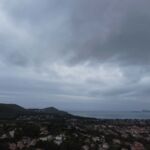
[0,103,69,119]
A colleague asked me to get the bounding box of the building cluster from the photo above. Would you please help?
[0,118,150,150]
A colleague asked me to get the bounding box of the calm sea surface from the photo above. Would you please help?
[69,111,150,119]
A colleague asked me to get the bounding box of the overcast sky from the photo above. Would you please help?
[0,0,150,110]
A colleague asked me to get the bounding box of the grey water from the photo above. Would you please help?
[69,111,150,119]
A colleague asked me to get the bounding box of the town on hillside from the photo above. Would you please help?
[0,104,150,150]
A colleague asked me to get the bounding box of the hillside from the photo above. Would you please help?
[0,103,25,119]
[0,103,25,113]
[0,103,70,119]
[43,107,68,115]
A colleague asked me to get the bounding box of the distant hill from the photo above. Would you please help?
[0,103,25,119]
[43,107,68,115]
[0,103,70,119]
[0,103,25,113]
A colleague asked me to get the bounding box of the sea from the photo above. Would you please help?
[69,111,150,119]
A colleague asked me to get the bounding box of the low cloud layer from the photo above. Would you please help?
[0,0,150,110]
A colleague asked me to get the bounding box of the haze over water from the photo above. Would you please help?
[69,111,150,119]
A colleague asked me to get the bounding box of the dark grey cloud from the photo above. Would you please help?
[0,0,150,110]
[68,0,150,65]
